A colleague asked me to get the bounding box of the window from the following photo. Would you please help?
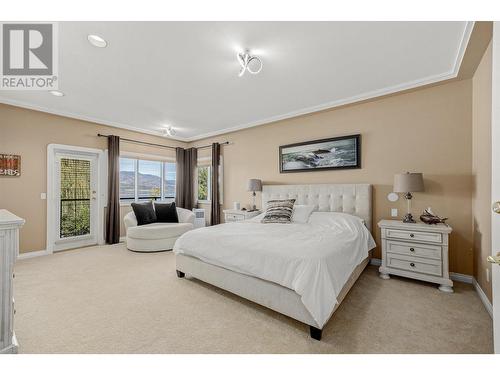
[119,158,135,202]
[138,159,161,201]
[197,165,211,202]
[59,158,91,238]
[164,162,176,199]
[119,157,176,203]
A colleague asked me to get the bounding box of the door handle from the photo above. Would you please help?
[493,201,500,214]
[487,252,500,265]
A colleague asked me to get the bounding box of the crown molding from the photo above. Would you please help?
[0,22,474,143]
[0,97,190,142]
[186,22,474,142]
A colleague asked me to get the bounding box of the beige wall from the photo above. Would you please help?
[0,78,480,277]
[0,104,185,254]
[472,42,493,301]
[191,79,474,275]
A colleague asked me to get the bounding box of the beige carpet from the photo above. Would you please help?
[14,244,493,353]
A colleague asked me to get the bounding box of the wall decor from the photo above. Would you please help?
[279,134,361,173]
[0,154,21,177]
[387,192,399,202]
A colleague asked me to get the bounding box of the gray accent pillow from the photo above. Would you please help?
[261,199,296,224]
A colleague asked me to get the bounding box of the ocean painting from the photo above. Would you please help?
[279,134,361,173]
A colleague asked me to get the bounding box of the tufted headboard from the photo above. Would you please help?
[261,184,373,231]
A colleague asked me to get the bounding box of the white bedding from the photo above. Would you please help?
[173,212,376,328]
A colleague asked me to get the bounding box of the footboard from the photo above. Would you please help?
[175,254,370,340]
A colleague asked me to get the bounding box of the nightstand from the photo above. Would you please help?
[378,219,453,292]
[223,209,261,222]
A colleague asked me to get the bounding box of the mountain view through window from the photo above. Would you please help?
[119,157,176,202]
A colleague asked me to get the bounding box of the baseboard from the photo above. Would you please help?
[449,272,473,284]
[370,258,381,266]
[472,278,493,319]
[17,249,51,260]
[18,239,124,260]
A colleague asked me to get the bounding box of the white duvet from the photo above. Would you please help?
[173,212,376,328]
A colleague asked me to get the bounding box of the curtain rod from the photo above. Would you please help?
[97,134,229,150]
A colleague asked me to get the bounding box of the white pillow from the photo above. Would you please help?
[292,205,315,223]
[308,211,364,227]
[248,212,266,222]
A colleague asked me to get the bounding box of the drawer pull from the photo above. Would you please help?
[410,263,415,267]
[409,233,414,238]
[410,248,415,252]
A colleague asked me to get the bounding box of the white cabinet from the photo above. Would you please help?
[378,219,453,292]
[0,210,24,354]
[223,209,261,222]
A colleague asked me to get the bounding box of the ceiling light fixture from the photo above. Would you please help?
[87,34,107,48]
[237,50,263,77]
[162,126,176,137]
[49,90,64,97]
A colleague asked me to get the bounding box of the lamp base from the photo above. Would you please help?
[251,191,257,212]
[402,213,416,223]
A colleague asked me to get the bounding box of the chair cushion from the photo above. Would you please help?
[131,201,156,226]
[127,222,193,240]
[154,202,179,223]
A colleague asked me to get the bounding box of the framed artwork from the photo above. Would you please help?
[0,154,21,176]
[279,134,361,173]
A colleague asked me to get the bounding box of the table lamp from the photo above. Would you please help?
[247,179,262,212]
[393,172,424,223]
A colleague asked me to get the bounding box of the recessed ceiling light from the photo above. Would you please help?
[49,90,64,97]
[87,34,107,48]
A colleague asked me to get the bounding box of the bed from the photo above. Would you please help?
[173,184,375,340]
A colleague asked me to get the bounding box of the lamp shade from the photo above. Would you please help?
[247,179,262,192]
[393,173,424,193]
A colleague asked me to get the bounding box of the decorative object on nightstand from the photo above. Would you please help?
[393,172,424,223]
[223,209,261,222]
[420,208,448,225]
[247,179,262,211]
[378,219,453,292]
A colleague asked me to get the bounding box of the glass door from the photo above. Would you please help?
[54,152,98,250]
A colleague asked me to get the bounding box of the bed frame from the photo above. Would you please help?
[175,183,373,340]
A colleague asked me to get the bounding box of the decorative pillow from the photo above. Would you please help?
[261,199,296,224]
[131,201,157,226]
[154,202,179,223]
[292,204,315,223]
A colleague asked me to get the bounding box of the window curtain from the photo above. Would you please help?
[175,147,197,210]
[210,143,221,225]
[105,135,120,244]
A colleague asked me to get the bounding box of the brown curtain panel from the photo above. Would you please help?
[210,143,221,225]
[105,135,120,244]
[175,147,197,210]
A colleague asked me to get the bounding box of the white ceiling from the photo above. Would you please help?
[0,22,473,141]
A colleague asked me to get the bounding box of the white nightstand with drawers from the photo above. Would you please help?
[223,209,261,222]
[378,219,453,293]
